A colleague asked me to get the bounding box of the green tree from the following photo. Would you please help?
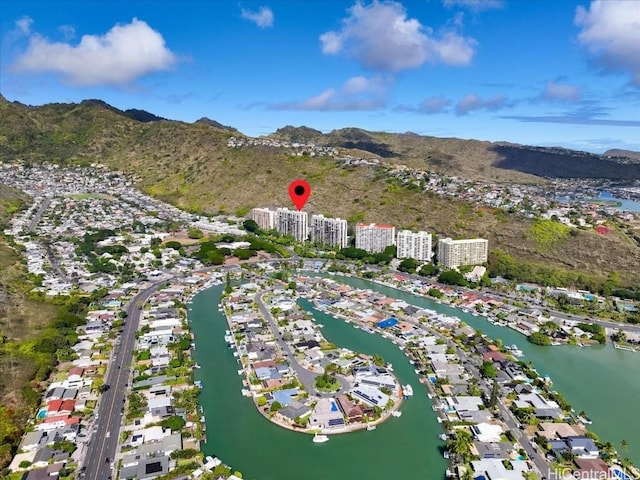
[372,354,385,367]
[187,228,204,239]
[398,258,419,274]
[161,415,186,431]
[528,332,551,346]
[225,272,232,294]
[480,361,498,378]
[438,269,469,287]
[489,381,499,409]
[427,287,443,299]
[243,219,259,233]
[446,430,473,463]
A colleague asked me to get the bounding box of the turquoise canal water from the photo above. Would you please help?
[318,274,640,465]
[190,284,448,480]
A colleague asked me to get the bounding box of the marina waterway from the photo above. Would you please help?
[190,283,447,480]
[318,273,640,465]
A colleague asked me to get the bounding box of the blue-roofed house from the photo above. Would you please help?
[272,388,299,406]
[376,318,398,328]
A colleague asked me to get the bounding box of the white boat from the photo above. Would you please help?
[403,384,414,397]
[439,433,448,441]
[313,433,329,443]
[506,344,524,357]
[367,424,376,431]
[391,410,402,417]
[193,363,201,369]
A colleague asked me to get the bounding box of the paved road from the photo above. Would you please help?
[81,280,167,480]
[28,197,50,232]
[255,291,350,396]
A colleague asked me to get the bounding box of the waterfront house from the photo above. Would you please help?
[309,397,346,429]
[536,422,584,440]
[277,401,311,424]
[473,441,514,459]
[471,459,530,480]
[470,422,504,442]
[336,394,364,422]
[567,436,600,458]
[350,384,390,408]
[574,458,615,479]
[120,456,170,480]
[446,396,484,413]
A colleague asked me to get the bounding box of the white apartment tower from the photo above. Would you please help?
[437,237,488,269]
[396,230,432,262]
[310,214,348,248]
[355,223,396,253]
[275,208,308,242]
[250,208,276,230]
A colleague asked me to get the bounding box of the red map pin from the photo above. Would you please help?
[288,179,311,211]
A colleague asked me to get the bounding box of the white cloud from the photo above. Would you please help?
[272,75,389,111]
[419,96,452,114]
[241,6,274,28]
[544,81,582,102]
[443,0,504,11]
[427,31,476,66]
[320,0,477,72]
[575,0,640,87]
[11,18,177,87]
[455,93,508,115]
[57,25,76,41]
[15,16,33,35]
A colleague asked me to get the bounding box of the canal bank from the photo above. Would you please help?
[318,273,640,466]
[190,283,448,480]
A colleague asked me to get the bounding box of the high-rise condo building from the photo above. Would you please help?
[250,208,276,230]
[310,214,348,248]
[396,230,432,261]
[437,238,488,269]
[355,223,396,253]
[275,208,308,242]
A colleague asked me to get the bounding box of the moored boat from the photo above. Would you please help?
[313,433,329,443]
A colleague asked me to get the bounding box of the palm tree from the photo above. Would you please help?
[447,430,473,463]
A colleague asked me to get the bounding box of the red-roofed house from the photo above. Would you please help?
[482,351,507,362]
[67,367,84,381]
[47,399,76,416]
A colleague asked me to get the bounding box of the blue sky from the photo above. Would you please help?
[2,0,640,153]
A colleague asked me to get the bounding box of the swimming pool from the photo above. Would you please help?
[37,409,47,419]
[330,401,338,412]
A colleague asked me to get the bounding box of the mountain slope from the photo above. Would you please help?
[270,126,640,182]
[0,97,639,285]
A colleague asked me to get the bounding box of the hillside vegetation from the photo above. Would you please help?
[0,187,66,467]
[0,96,639,286]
